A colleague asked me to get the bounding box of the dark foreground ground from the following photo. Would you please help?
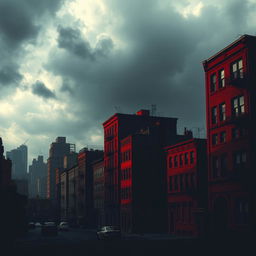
[4,228,255,256]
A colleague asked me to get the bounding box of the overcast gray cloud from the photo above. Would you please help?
[32,80,56,99]
[1,0,256,162]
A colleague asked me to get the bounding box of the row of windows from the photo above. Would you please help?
[210,58,243,92]
[169,151,195,168]
[169,173,196,192]
[121,186,132,200]
[121,168,132,180]
[211,95,245,125]
[105,124,117,137]
[212,127,247,146]
[169,201,194,225]
[121,150,131,163]
[212,131,226,145]
[212,151,247,178]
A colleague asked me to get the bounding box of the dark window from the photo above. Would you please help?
[190,151,195,164]
[212,106,217,124]
[212,134,218,145]
[174,156,178,167]
[220,131,226,143]
[220,154,227,176]
[232,95,245,116]
[232,127,239,139]
[235,199,248,225]
[180,175,184,191]
[219,69,225,88]
[219,103,226,121]
[179,154,183,167]
[233,151,247,167]
[212,156,219,178]
[169,157,173,168]
[210,73,217,92]
[231,59,243,79]
[184,153,188,165]
[174,176,178,190]
[169,176,173,192]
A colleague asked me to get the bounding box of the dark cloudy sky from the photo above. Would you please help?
[0,0,256,164]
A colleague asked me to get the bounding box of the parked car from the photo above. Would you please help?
[58,222,69,231]
[96,226,121,240]
[28,222,35,229]
[41,222,58,236]
[35,222,42,228]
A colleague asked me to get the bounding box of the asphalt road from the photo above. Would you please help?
[9,228,253,256]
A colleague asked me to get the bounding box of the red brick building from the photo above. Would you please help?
[77,148,103,227]
[203,35,256,235]
[166,139,207,237]
[120,127,179,234]
[103,110,178,226]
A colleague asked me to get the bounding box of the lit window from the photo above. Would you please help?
[231,59,243,79]
[211,106,217,124]
[210,73,217,92]
[219,69,225,88]
[219,103,226,121]
[232,95,245,116]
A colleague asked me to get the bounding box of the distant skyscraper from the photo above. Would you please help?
[47,137,73,200]
[6,144,28,180]
[28,156,47,198]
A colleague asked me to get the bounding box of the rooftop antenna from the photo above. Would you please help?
[114,106,122,113]
[151,104,157,116]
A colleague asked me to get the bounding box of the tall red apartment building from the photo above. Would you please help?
[119,126,184,234]
[166,139,207,237]
[203,35,256,235]
[103,110,178,226]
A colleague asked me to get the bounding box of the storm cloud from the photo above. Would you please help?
[32,81,56,99]
[1,0,256,162]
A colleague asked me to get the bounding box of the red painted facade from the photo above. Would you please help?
[166,139,207,237]
[203,35,256,235]
[103,110,178,226]
[120,130,177,234]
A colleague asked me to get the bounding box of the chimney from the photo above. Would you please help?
[136,109,150,116]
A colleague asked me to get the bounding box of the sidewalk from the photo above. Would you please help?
[123,233,196,240]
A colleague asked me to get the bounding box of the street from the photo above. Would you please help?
[9,227,253,256]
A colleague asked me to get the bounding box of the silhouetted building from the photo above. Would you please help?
[93,158,105,227]
[0,138,12,189]
[166,139,207,237]
[28,156,47,198]
[203,34,256,235]
[0,138,27,244]
[77,148,103,227]
[6,144,28,180]
[103,109,179,227]
[120,128,171,234]
[47,137,74,200]
[13,179,29,196]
